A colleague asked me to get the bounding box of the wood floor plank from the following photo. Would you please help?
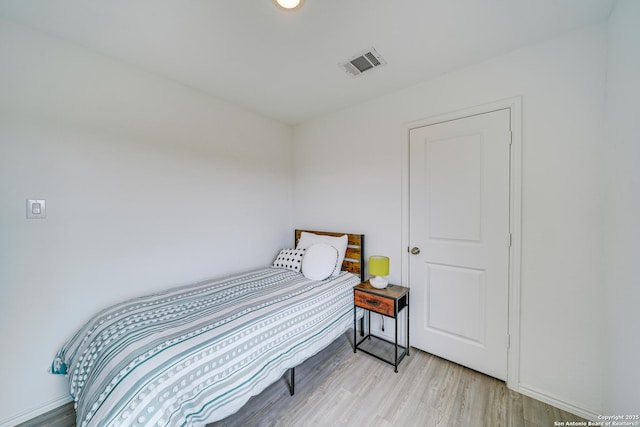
[22,332,587,426]
[15,402,75,427]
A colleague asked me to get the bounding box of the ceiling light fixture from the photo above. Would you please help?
[274,0,304,11]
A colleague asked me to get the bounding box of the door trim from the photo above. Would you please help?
[401,97,522,390]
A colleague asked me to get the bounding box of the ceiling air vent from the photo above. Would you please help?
[341,48,386,77]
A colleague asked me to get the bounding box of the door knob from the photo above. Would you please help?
[410,247,421,255]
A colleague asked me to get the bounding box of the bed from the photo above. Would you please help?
[51,230,365,426]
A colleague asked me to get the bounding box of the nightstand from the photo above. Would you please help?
[353,281,410,372]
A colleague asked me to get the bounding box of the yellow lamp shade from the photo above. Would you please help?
[369,256,389,277]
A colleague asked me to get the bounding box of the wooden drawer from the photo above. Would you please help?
[354,290,394,317]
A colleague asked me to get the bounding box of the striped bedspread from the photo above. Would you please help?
[51,268,361,426]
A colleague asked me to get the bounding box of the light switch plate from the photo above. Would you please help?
[27,199,46,219]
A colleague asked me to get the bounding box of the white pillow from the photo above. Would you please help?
[272,248,306,272]
[296,232,348,276]
[301,243,339,281]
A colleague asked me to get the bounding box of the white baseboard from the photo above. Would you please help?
[0,395,72,427]
[517,383,601,421]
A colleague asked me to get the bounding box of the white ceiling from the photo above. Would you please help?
[0,0,615,125]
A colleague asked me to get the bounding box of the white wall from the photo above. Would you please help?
[0,19,293,424]
[603,0,640,415]
[294,25,607,417]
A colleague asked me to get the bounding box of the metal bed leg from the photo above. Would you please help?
[288,367,295,396]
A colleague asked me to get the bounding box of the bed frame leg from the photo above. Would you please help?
[288,368,295,396]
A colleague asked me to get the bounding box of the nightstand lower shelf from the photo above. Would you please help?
[355,332,409,371]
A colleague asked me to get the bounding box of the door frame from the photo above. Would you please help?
[401,97,522,390]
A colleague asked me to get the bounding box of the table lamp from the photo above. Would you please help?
[369,255,390,289]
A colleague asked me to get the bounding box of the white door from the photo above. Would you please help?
[409,109,511,380]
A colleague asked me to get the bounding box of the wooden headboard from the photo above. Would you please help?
[294,229,365,282]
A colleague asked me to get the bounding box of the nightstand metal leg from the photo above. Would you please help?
[394,311,398,373]
[407,293,410,356]
[353,306,357,353]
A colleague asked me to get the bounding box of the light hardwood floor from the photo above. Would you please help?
[21,333,586,427]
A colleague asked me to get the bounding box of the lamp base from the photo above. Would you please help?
[369,276,388,289]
